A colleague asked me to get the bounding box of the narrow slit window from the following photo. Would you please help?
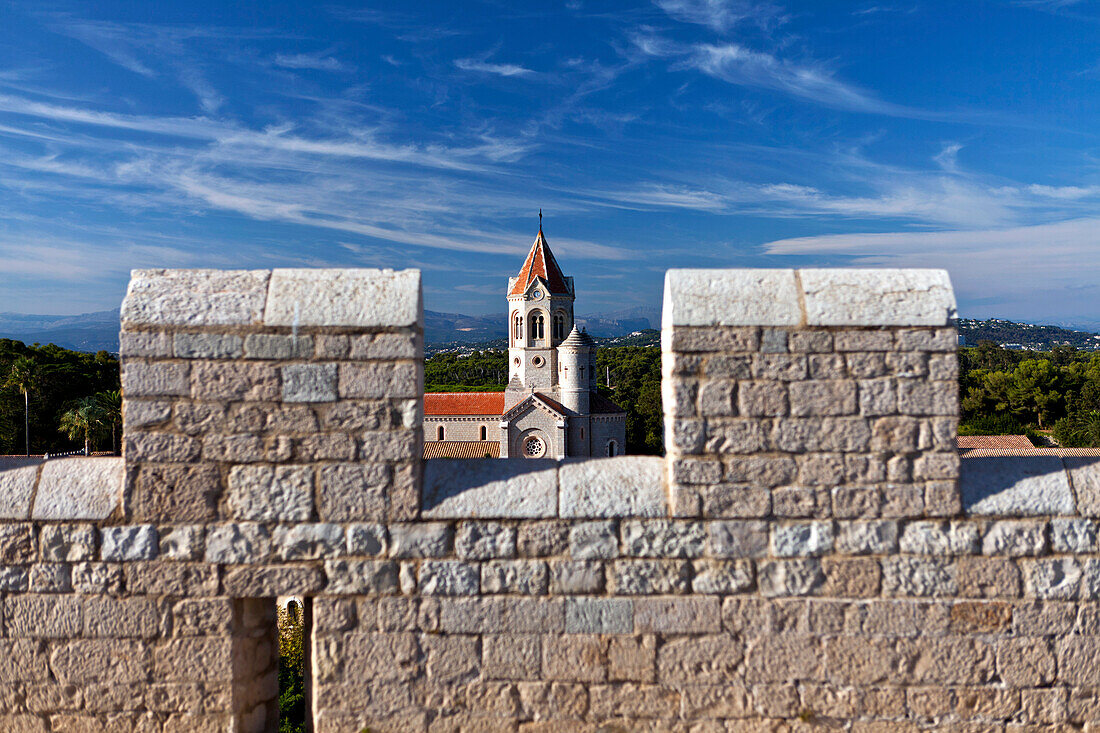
[437,425,445,441]
[480,425,488,441]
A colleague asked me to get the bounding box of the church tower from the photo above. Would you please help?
[505,213,574,410]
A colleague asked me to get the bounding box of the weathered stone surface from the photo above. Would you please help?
[32,457,123,521]
[771,522,834,557]
[173,333,242,358]
[559,457,666,518]
[1051,518,1099,553]
[273,524,343,560]
[1022,558,1082,599]
[565,598,632,634]
[40,524,97,562]
[609,559,691,594]
[282,363,338,403]
[316,464,389,521]
[799,269,956,326]
[481,560,548,595]
[226,465,313,521]
[389,523,453,558]
[122,361,188,400]
[224,564,324,596]
[204,523,271,564]
[122,269,269,325]
[982,521,1048,556]
[324,559,398,594]
[549,560,604,594]
[338,363,419,399]
[243,333,313,359]
[158,525,204,561]
[419,561,479,595]
[132,464,220,522]
[423,459,556,519]
[835,521,898,555]
[0,462,39,519]
[758,559,825,596]
[635,597,720,633]
[100,525,158,561]
[961,456,1074,516]
[692,559,753,593]
[5,595,82,638]
[1065,457,1100,516]
[621,520,704,558]
[264,268,421,327]
[663,269,801,326]
[899,521,980,555]
[882,557,957,596]
[456,522,516,560]
[119,330,171,357]
[346,523,387,556]
[569,521,618,560]
[706,521,768,558]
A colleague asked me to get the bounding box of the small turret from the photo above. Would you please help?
[557,325,595,414]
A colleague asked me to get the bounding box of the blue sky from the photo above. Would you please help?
[3,1,1100,325]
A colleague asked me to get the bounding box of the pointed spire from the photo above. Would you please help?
[509,213,570,296]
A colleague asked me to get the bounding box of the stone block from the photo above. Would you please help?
[419,561,479,595]
[282,363,338,403]
[121,269,269,326]
[517,522,568,557]
[569,521,618,560]
[243,334,313,359]
[609,559,691,594]
[896,379,957,416]
[316,463,389,521]
[324,559,399,594]
[771,522,834,557]
[226,465,313,522]
[456,522,516,559]
[757,559,825,596]
[0,462,39,519]
[119,330,172,357]
[389,522,453,558]
[691,559,753,593]
[788,381,857,416]
[132,464,220,522]
[1065,457,1100,516]
[549,560,605,594]
[5,595,82,638]
[204,523,271,564]
[799,269,956,326]
[338,363,419,399]
[121,362,190,397]
[52,639,152,685]
[882,556,957,596]
[1051,518,1099,553]
[264,268,421,327]
[835,521,898,555]
[982,521,1047,556]
[634,597,720,633]
[621,520,704,558]
[82,596,160,638]
[559,457,666,518]
[40,524,97,561]
[273,524,344,560]
[158,525,204,560]
[423,459,557,519]
[100,525,158,561]
[706,520,769,557]
[71,562,122,594]
[481,560,548,594]
[736,381,788,417]
[189,361,279,401]
[224,564,324,596]
[0,565,29,591]
[899,521,980,555]
[1023,558,1081,599]
[173,333,242,358]
[961,456,1074,515]
[482,635,541,681]
[346,523,388,556]
[662,269,801,327]
[32,457,123,521]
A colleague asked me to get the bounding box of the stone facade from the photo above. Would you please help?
[8,265,1100,730]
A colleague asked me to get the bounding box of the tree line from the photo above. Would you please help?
[0,339,121,455]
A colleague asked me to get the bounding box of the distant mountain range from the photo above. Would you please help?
[0,306,663,353]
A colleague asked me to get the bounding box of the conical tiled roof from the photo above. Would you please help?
[509,225,570,296]
[559,325,595,349]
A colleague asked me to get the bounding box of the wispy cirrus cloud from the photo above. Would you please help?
[455,58,534,77]
[654,0,786,32]
[274,51,349,72]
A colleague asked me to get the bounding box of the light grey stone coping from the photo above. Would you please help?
[961,456,1079,516]
[30,457,124,520]
[422,459,558,518]
[0,460,41,519]
[663,268,957,328]
[559,456,667,518]
[264,268,421,328]
[121,269,270,326]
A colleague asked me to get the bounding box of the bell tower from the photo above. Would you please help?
[505,213,575,409]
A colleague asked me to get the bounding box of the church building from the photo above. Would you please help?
[424,219,628,459]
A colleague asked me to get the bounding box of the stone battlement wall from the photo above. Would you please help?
[2,266,1099,731]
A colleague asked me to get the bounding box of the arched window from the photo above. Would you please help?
[606,440,618,457]
[512,312,523,343]
[580,427,585,440]
[437,425,445,441]
[529,311,544,340]
[480,425,488,441]
[553,312,566,341]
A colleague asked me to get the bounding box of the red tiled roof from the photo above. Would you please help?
[960,448,1100,457]
[509,228,570,296]
[957,435,1035,451]
[424,392,505,416]
[424,441,501,459]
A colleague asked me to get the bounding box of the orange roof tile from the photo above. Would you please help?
[509,227,570,296]
[424,441,501,459]
[957,435,1035,451]
[424,392,505,416]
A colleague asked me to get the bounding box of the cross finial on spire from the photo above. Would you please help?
[539,208,542,232]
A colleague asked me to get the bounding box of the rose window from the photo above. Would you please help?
[523,435,546,458]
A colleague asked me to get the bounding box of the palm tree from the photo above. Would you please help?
[3,356,41,456]
[59,397,104,456]
[94,389,122,455]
